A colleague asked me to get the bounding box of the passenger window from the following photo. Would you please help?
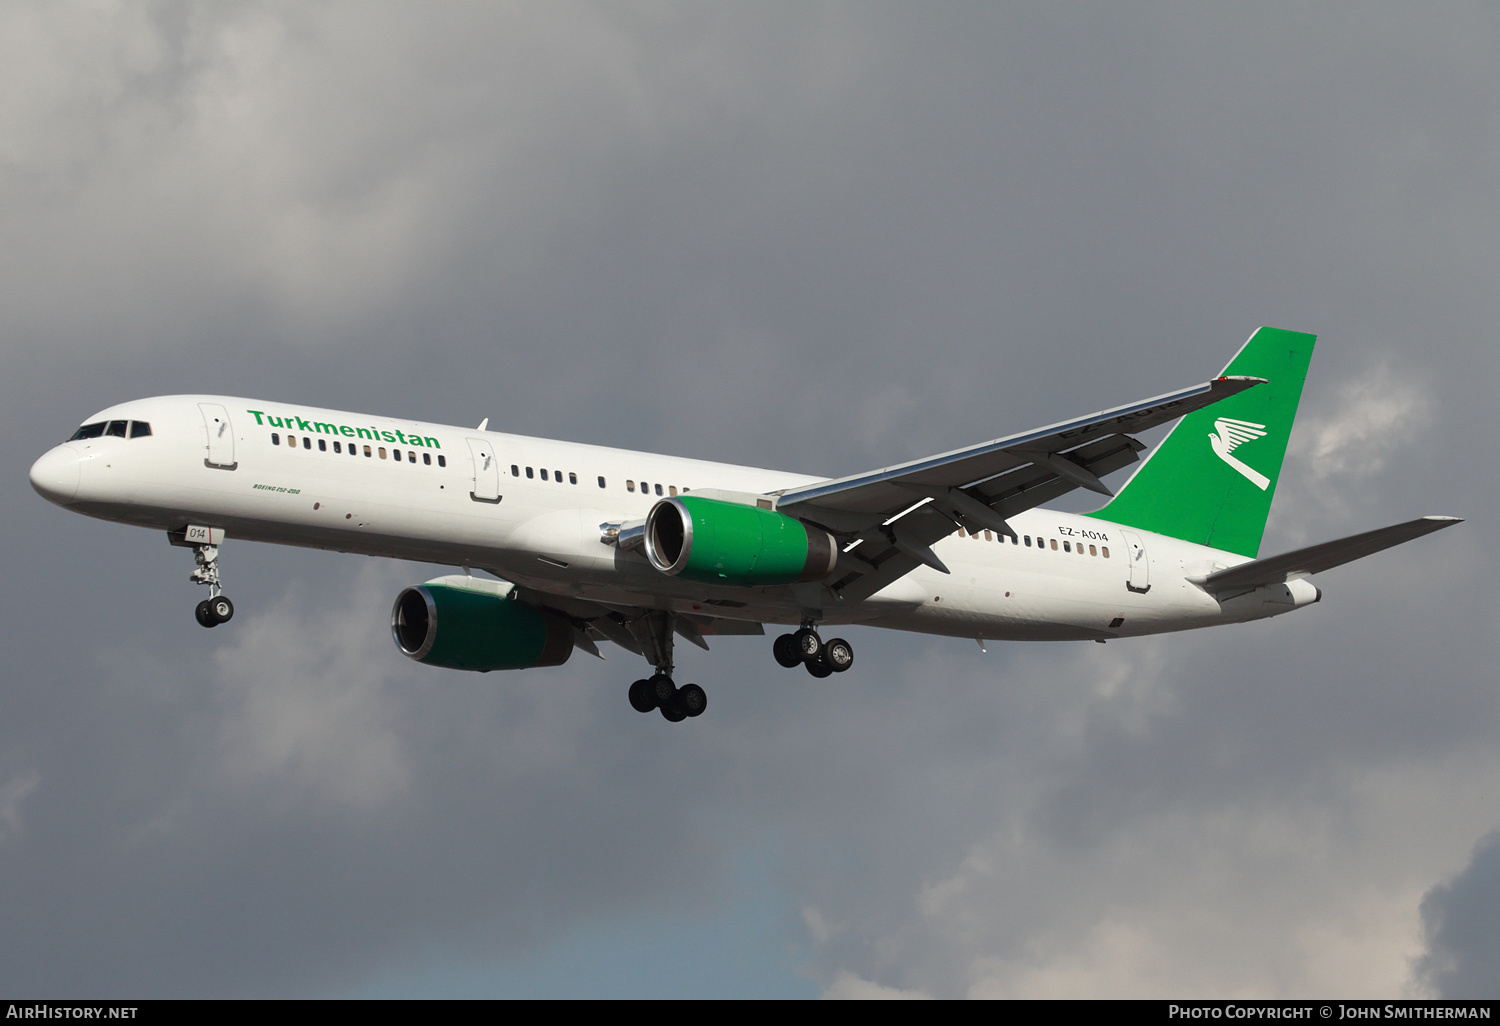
[654,484,663,496]
[555,470,562,483]
[1024,536,1030,547]
[272,433,280,445]
[1089,545,1097,556]
[511,465,519,477]
[598,476,606,488]
[409,451,416,463]
[569,472,578,485]
[318,439,327,451]
[350,445,358,457]
[540,468,548,481]
[1050,539,1058,551]
[379,447,387,459]
[627,481,635,493]
[437,455,446,467]
[526,467,534,479]
[1063,541,1070,552]
[393,449,401,461]
[303,437,311,450]
[984,530,992,541]
[424,453,432,465]
[69,423,107,440]
[1102,546,1110,558]
[669,485,677,496]
[106,420,127,437]
[364,445,372,457]
[129,421,152,438]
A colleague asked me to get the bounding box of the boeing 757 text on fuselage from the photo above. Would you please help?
[29,328,1459,722]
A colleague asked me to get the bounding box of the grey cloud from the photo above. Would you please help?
[2,1,1496,997]
[1417,831,1500,997]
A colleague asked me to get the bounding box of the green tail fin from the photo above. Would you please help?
[1085,327,1316,557]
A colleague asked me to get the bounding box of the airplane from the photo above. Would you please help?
[28,327,1459,723]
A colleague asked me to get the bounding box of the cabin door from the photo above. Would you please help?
[467,437,501,503]
[198,403,237,469]
[1122,530,1150,594]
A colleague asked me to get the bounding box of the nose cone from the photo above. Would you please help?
[30,445,81,505]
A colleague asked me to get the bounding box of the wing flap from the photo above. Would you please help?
[783,378,1260,599]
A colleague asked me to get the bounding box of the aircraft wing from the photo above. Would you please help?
[773,375,1265,599]
[1192,516,1463,594]
[509,585,763,659]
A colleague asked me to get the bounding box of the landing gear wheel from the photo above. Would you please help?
[824,638,853,673]
[195,600,218,628]
[793,628,822,663]
[209,596,234,624]
[649,673,675,705]
[679,683,707,717]
[773,633,802,668]
[659,695,688,722]
[628,678,656,713]
[806,655,834,679]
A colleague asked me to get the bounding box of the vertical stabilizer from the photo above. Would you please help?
[1085,327,1315,557]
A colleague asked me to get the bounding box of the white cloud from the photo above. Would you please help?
[210,565,413,811]
[799,638,1500,999]
[0,770,41,844]
[803,905,845,946]
[822,970,931,1000]
[1292,362,1430,484]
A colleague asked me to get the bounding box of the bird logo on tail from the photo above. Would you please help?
[1209,417,1270,490]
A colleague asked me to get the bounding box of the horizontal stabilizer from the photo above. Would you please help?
[1193,516,1462,593]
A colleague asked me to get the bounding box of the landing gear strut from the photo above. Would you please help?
[773,623,853,677]
[188,541,234,628]
[622,611,707,722]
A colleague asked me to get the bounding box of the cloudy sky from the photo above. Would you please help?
[3,2,1497,998]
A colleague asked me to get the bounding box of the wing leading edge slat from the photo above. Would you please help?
[777,375,1262,519]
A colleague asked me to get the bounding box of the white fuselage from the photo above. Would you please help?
[29,395,1319,644]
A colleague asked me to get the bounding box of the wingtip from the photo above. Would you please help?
[1423,515,1464,525]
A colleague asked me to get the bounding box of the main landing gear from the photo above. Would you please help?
[773,625,853,677]
[622,610,707,723]
[189,542,234,628]
[628,674,707,722]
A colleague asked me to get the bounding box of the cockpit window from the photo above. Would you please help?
[105,420,128,437]
[69,422,106,440]
[129,421,152,438]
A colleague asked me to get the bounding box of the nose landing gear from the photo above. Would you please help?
[171,527,235,628]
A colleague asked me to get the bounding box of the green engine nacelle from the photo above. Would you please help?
[644,495,838,586]
[391,582,574,671]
